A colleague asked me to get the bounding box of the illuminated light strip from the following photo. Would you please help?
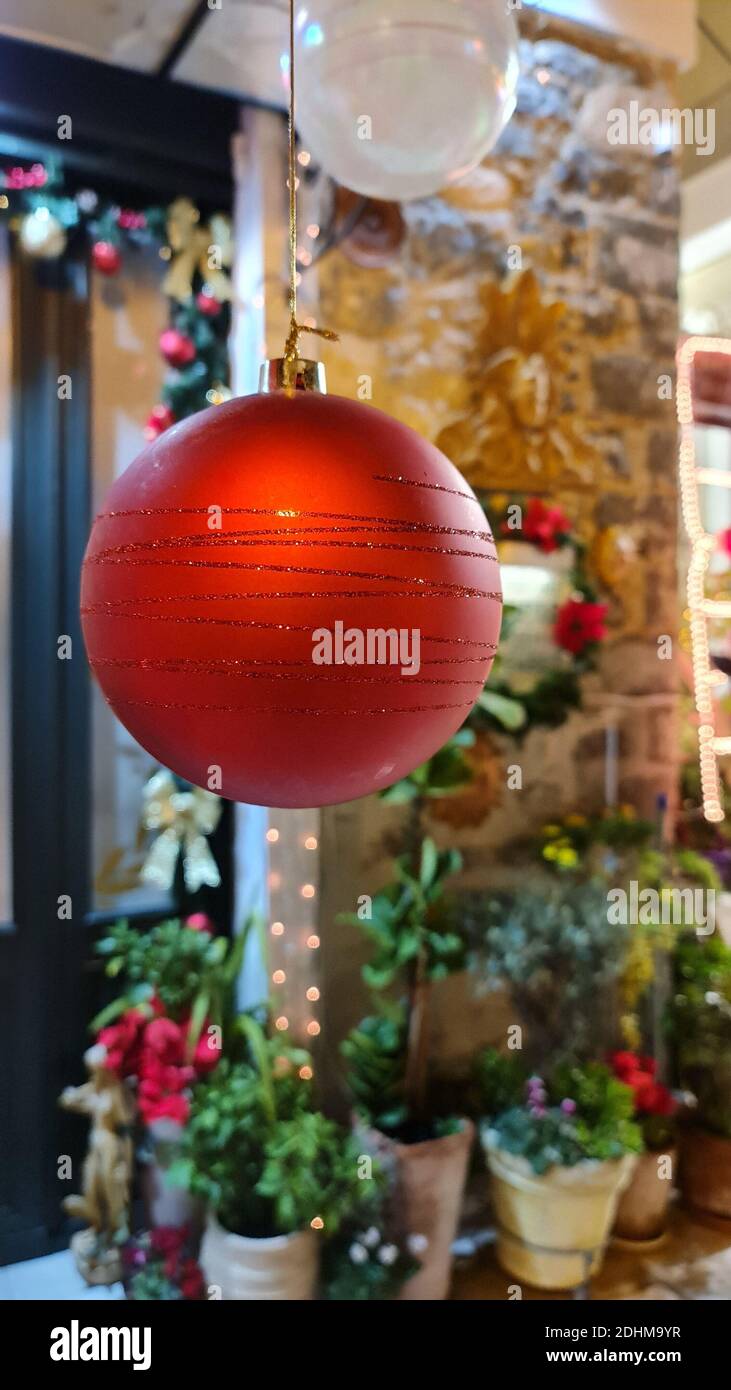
[266,814,321,1052]
[677,335,731,824]
[696,468,731,488]
[699,598,731,617]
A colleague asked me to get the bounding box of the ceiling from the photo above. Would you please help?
[0,0,291,108]
[0,0,726,176]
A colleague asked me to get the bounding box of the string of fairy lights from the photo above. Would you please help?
[677,335,731,824]
[265,813,322,1070]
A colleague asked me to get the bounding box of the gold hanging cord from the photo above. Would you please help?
[283,0,338,389]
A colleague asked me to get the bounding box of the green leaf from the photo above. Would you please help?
[187,989,210,1060]
[236,1014,276,1123]
[205,936,228,965]
[362,963,398,991]
[419,838,438,890]
[477,689,527,731]
[89,983,154,1033]
[379,780,419,804]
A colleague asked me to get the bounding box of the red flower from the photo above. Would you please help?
[179,1258,204,1300]
[609,1051,677,1118]
[634,1078,677,1118]
[522,497,571,553]
[139,1058,192,1096]
[144,1016,186,1066]
[191,1028,221,1075]
[150,1226,187,1258]
[554,598,607,655]
[139,1092,189,1126]
[609,1050,643,1080]
[98,1009,146,1078]
[720,527,731,558]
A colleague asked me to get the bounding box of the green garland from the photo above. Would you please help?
[468,492,607,740]
[0,156,231,430]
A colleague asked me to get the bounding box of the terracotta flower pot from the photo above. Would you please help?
[612,1148,676,1245]
[485,1141,637,1290]
[200,1215,318,1300]
[358,1119,474,1300]
[680,1126,731,1228]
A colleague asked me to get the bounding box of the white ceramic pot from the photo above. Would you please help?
[486,1141,637,1290]
[200,1215,318,1300]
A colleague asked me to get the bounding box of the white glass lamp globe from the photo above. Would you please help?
[293,0,519,202]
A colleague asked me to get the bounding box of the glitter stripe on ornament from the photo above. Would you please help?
[80,586,501,602]
[114,698,477,715]
[85,554,496,596]
[371,474,480,503]
[80,604,498,647]
[87,652,494,668]
[88,656,484,684]
[96,504,490,538]
[88,534,497,562]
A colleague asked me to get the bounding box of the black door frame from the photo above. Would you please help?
[0,38,238,1265]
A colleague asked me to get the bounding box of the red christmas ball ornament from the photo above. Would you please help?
[145,403,176,441]
[81,364,501,808]
[92,240,122,276]
[160,328,196,369]
[196,291,221,317]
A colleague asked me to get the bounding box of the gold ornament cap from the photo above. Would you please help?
[258,358,327,395]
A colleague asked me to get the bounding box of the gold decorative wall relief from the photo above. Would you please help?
[437,270,597,490]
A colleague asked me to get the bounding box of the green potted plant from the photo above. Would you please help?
[608,1051,678,1246]
[464,882,629,1064]
[91,913,254,1229]
[340,836,474,1300]
[669,932,731,1226]
[169,1017,373,1299]
[479,1056,642,1289]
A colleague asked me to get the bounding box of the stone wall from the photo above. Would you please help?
[291,11,683,1090]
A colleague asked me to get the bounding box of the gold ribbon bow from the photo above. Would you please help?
[162,197,233,304]
[140,769,222,893]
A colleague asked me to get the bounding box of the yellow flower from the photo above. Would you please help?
[565,813,587,827]
[620,1014,641,1050]
[619,804,636,819]
[543,844,558,861]
[556,846,579,868]
[542,824,561,838]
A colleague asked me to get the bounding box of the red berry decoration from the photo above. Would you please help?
[196,291,221,317]
[117,208,146,231]
[4,162,47,190]
[159,328,196,369]
[145,404,176,441]
[92,240,122,276]
[81,389,502,808]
